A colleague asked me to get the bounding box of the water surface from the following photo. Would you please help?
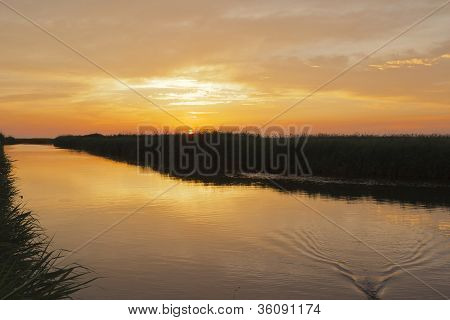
[6,144,450,299]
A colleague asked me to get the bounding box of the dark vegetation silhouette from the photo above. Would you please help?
[53,133,450,209]
[3,136,53,145]
[54,133,450,183]
[0,133,92,299]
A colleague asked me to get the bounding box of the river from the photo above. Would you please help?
[5,144,450,299]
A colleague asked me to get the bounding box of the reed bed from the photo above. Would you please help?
[54,133,450,183]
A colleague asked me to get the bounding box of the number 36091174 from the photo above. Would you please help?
[257,303,321,315]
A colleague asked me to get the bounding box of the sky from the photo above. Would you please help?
[0,0,449,137]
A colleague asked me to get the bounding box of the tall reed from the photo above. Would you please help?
[54,134,450,183]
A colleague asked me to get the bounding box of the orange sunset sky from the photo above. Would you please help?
[1,0,449,137]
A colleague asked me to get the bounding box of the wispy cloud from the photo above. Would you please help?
[369,53,450,70]
[188,111,219,115]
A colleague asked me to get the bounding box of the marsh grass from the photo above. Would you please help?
[54,133,450,183]
[0,134,92,299]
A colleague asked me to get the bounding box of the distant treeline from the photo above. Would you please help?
[54,133,450,183]
[0,133,90,299]
[2,136,54,145]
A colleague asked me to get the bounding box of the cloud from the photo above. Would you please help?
[369,53,450,70]
[188,111,219,115]
[1,0,449,136]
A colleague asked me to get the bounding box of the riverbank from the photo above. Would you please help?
[0,134,90,299]
[54,134,450,184]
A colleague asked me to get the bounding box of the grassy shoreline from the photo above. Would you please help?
[54,134,450,184]
[0,134,90,299]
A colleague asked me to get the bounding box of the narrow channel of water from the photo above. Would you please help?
[6,144,450,299]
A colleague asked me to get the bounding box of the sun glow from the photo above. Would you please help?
[130,77,250,106]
